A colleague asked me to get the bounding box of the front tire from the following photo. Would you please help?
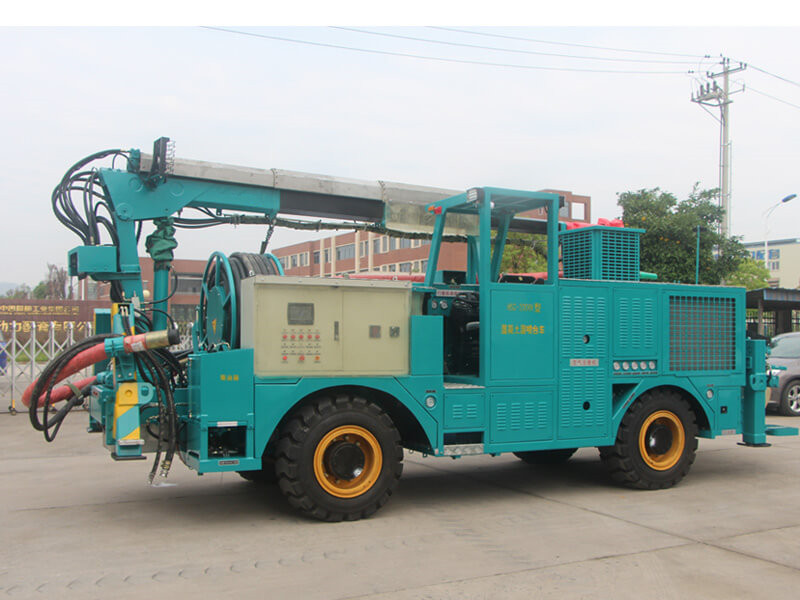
[275,395,403,522]
[600,389,698,490]
[779,381,800,416]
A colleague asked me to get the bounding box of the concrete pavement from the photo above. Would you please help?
[1,414,799,599]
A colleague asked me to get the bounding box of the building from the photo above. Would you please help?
[744,238,800,289]
[79,257,207,321]
[273,189,591,277]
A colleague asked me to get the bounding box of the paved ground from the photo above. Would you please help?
[2,413,800,599]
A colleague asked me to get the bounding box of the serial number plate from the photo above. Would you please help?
[569,358,599,367]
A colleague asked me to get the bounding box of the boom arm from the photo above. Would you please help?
[68,141,460,323]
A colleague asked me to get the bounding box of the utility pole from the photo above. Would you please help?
[691,57,746,237]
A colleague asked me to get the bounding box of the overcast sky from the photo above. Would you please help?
[1,24,798,286]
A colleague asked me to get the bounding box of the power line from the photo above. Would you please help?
[430,26,709,60]
[747,63,800,90]
[201,26,691,75]
[748,85,800,111]
[331,26,697,65]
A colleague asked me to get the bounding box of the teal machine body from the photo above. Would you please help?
[50,140,794,521]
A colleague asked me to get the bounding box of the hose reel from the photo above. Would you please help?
[197,252,282,351]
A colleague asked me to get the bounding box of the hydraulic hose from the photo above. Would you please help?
[21,344,107,408]
[25,329,181,442]
[27,333,116,440]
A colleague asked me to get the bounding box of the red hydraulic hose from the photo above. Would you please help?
[22,329,180,408]
[21,342,108,408]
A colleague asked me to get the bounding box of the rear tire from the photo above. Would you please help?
[600,389,698,490]
[275,395,403,522]
[514,448,577,465]
[778,381,800,416]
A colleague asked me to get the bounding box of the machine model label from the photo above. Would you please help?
[570,358,599,367]
[506,302,542,313]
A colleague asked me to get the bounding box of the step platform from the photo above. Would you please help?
[765,424,799,436]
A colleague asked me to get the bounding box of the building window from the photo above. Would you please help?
[291,255,298,268]
[389,238,397,251]
[398,238,412,249]
[313,251,320,264]
[373,238,382,255]
[176,273,203,294]
[769,261,780,271]
[360,241,368,257]
[336,244,355,261]
[381,265,388,272]
[381,237,388,253]
[324,249,330,263]
[421,260,428,271]
[769,249,781,259]
[388,264,397,272]
[299,253,307,267]
[399,262,412,273]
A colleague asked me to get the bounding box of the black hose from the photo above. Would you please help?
[202,252,279,349]
[28,333,118,440]
[52,149,128,246]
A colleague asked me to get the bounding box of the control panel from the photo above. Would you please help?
[240,276,412,377]
[279,327,323,364]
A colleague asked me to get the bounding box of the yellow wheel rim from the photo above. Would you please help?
[638,410,685,471]
[313,425,382,498]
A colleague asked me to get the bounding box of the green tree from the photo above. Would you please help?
[32,281,48,299]
[30,264,71,300]
[617,186,747,284]
[500,233,548,274]
[4,283,31,299]
[727,258,770,290]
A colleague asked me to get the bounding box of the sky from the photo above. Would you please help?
[1,17,799,287]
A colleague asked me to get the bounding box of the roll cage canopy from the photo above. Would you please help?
[423,187,564,287]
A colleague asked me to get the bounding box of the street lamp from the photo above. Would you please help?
[763,193,797,270]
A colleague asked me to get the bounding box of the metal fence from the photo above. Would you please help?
[1,321,193,414]
[744,310,800,339]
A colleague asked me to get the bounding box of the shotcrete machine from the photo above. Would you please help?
[25,137,797,521]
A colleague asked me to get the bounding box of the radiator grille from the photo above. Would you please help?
[600,230,639,280]
[669,296,736,371]
[561,227,641,281]
[561,231,593,279]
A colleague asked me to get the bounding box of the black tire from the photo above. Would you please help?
[778,380,800,416]
[238,456,278,484]
[599,389,698,490]
[514,448,577,465]
[275,395,403,522]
